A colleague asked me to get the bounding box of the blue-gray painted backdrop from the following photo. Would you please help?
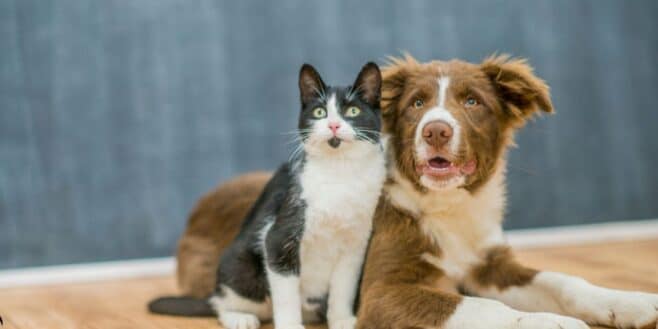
[1,0,657,269]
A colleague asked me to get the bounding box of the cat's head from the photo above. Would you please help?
[297,62,382,157]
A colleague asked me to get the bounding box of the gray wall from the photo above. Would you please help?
[1,0,657,269]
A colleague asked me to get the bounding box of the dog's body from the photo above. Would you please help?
[163,56,658,329]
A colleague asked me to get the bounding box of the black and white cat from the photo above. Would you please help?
[209,63,386,329]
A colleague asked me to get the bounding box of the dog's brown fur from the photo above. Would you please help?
[354,55,553,328]
[382,54,552,193]
[176,55,551,316]
[470,246,538,290]
[172,56,657,329]
[358,195,462,329]
[176,171,271,297]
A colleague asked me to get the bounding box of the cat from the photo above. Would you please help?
[208,62,386,329]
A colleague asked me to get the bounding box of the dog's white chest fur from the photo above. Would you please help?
[420,208,504,283]
[297,149,386,298]
[388,165,507,284]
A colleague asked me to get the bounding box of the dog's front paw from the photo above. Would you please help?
[515,313,590,329]
[329,316,357,329]
[568,289,658,329]
[598,291,657,329]
[444,297,589,329]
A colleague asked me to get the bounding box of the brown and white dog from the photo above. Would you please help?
[163,55,658,329]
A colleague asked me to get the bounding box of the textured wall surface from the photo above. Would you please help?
[1,0,657,269]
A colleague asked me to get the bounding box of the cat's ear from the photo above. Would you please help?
[299,64,327,107]
[352,62,382,108]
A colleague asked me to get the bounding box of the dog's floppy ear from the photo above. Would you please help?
[299,64,327,107]
[481,55,553,125]
[352,62,382,108]
[381,54,418,117]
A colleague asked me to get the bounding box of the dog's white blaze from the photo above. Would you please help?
[444,297,589,329]
[384,64,658,329]
[438,76,450,108]
[414,77,461,156]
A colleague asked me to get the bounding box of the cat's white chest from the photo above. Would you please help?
[299,151,385,233]
[297,149,386,298]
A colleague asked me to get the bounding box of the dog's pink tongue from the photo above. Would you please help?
[461,160,477,175]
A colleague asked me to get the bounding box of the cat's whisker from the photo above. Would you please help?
[357,130,382,137]
[213,63,386,328]
[284,133,309,146]
[280,128,314,136]
[288,143,305,163]
[355,132,378,145]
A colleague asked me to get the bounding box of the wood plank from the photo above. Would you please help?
[0,239,656,328]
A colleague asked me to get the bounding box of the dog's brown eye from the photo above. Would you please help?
[465,97,478,107]
[414,99,424,108]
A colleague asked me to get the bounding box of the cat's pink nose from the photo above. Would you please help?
[329,122,341,134]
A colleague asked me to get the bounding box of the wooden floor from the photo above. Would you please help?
[1,239,657,329]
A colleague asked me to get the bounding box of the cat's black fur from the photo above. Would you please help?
[215,164,292,301]
[148,63,383,322]
[216,163,299,300]
[215,62,382,307]
[298,63,382,147]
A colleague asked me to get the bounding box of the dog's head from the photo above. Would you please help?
[382,54,553,192]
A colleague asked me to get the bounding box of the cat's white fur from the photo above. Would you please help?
[213,91,386,329]
[275,91,386,329]
[209,285,272,329]
[297,141,384,329]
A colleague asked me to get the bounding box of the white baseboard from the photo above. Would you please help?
[506,219,658,248]
[1,219,656,289]
[0,257,175,289]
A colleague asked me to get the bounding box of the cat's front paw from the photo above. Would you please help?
[329,316,357,329]
[275,325,305,329]
[572,290,658,329]
[220,311,261,329]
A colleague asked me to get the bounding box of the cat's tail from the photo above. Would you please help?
[147,296,215,317]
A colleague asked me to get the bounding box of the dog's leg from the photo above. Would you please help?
[356,282,588,329]
[465,245,658,329]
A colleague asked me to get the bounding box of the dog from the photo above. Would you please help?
[154,55,658,328]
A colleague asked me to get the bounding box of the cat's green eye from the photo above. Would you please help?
[345,106,361,117]
[312,107,327,118]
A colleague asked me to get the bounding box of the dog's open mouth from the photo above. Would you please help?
[428,156,452,169]
[418,156,477,179]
